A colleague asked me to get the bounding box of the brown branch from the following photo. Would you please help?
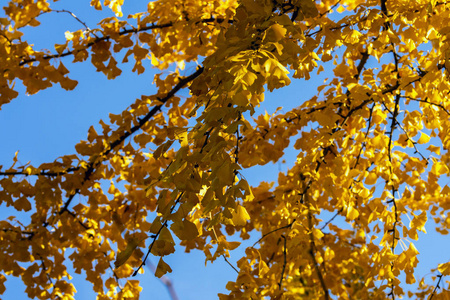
[0,167,80,177]
[18,18,229,66]
[278,235,287,289]
[59,67,203,215]
[306,200,329,299]
[429,274,443,300]
[355,51,369,80]
[234,114,241,165]
[252,220,295,247]
[353,102,375,169]
[320,208,343,230]
[133,192,184,276]
[222,255,239,273]
[381,101,428,162]
[402,96,450,116]
[386,40,401,300]
[380,0,391,30]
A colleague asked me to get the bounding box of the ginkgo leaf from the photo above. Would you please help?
[346,206,359,221]
[171,219,199,240]
[365,172,378,185]
[265,24,287,42]
[151,227,175,256]
[438,261,450,275]
[417,132,430,144]
[410,211,427,233]
[231,205,250,226]
[155,257,172,278]
[115,238,139,268]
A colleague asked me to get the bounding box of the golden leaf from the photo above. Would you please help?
[155,257,172,278]
[231,205,250,226]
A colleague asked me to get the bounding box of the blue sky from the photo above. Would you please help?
[1,1,449,299]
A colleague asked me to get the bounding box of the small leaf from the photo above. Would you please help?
[417,132,430,144]
[155,257,172,278]
[232,205,250,226]
[115,238,139,268]
[171,219,199,240]
[346,206,359,221]
[266,24,287,42]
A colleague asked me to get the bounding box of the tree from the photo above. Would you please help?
[0,0,449,298]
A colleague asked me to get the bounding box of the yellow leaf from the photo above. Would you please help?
[266,24,287,42]
[300,0,318,17]
[427,144,440,155]
[336,5,346,13]
[410,211,427,234]
[151,227,175,256]
[417,132,430,144]
[0,274,5,294]
[153,140,174,159]
[177,130,189,147]
[365,172,378,185]
[346,206,359,221]
[90,0,102,10]
[155,257,172,278]
[171,219,199,240]
[115,238,139,268]
[431,161,449,176]
[313,228,324,239]
[438,262,450,275]
[232,205,250,226]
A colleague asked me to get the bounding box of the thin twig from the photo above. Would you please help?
[429,274,443,300]
[18,18,229,66]
[222,255,239,273]
[133,192,184,276]
[252,221,295,247]
[307,207,329,299]
[402,96,450,116]
[320,208,343,230]
[278,235,287,289]
[49,9,96,36]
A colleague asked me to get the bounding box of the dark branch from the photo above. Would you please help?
[320,208,344,230]
[252,220,295,247]
[59,67,204,215]
[18,18,230,66]
[429,274,443,300]
[0,167,80,177]
[222,255,239,273]
[278,235,287,289]
[133,192,184,276]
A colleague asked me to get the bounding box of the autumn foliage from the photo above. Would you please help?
[1,0,450,299]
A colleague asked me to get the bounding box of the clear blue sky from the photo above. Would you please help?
[0,1,448,299]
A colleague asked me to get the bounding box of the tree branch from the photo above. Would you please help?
[429,274,443,300]
[278,234,287,289]
[59,67,203,215]
[252,220,295,247]
[18,18,230,66]
[133,192,184,276]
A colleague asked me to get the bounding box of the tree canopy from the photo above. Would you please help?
[1,0,450,299]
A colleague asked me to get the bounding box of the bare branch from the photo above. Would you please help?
[429,274,443,300]
[222,255,239,274]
